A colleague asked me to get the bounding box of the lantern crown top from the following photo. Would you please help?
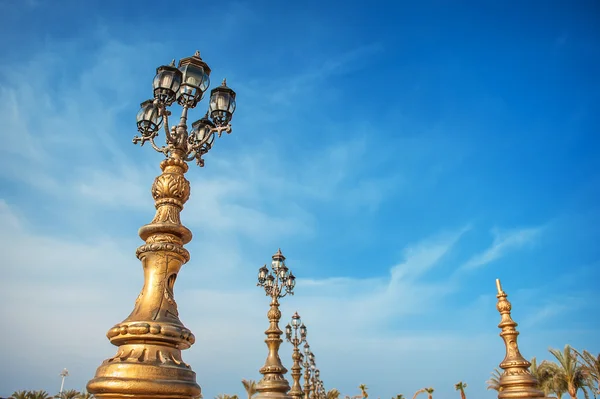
[273,248,285,261]
[178,51,212,76]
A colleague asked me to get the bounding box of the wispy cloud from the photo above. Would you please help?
[461,226,544,270]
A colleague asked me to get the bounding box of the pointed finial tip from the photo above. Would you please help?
[496,278,503,294]
[170,59,175,66]
[222,78,227,86]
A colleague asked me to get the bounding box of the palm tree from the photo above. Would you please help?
[56,390,80,399]
[392,395,404,399]
[10,391,28,399]
[538,360,568,399]
[76,392,94,399]
[216,395,238,399]
[241,379,257,399]
[358,385,368,399]
[326,389,341,399]
[454,382,467,399]
[424,388,434,399]
[29,391,53,399]
[486,368,503,392]
[411,389,426,399]
[574,349,600,395]
[549,345,593,399]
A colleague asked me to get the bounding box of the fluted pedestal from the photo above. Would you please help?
[255,299,292,399]
[87,157,201,399]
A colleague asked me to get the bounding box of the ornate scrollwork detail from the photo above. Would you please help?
[260,365,287,374]
[267,306,282,320]
[136,243,190,263]
[107,347,191,368]
[145,234,183,245]
[107,322,195,347]
[151,173,190,205]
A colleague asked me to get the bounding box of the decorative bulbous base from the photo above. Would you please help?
[87,343,200,399]
[255,378,292,399]
[498,373,550,399]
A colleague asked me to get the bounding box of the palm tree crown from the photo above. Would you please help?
[486,368,503,392]
[454,382,467,399]
[575,349,600,395]
[548,345,593,399]
[241,379,257,399]
[358,385,368,399]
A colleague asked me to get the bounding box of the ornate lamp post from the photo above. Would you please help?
[87,51,236,399]
[494,279,550,399]
[255,249,297,399]
[286,312,307,399]
[313,369,321,399]
[308,354,317,399]
[303,344,312,399]
[317,380,324,399]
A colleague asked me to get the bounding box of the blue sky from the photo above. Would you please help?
[0,0,599,398]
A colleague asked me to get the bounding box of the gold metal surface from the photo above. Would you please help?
[286,312,307,399]
[87,51,235,399]
[87,157,199,399]
[255,250,296,399]
[495,279,551,399]
[303,344,312,399]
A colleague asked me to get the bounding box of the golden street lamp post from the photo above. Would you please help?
[307,353,317,399]
[286,312,307,399]
[303,344,312,399]
[312,369,321,399]
[255,249,297,399]
[317,380,324,399]
[87,51,236,399]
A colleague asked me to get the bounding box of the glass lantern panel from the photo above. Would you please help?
[265,275,275,287]
[228,97,237,113]
[292,315,301,327]
[271,259,281,271]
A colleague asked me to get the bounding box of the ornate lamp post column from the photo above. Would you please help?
[286,312,307,399]
[313,369,321,399]
[308,354,317,399]
[255,249,297,399]
[303,344,312,399]
[494,279,550,399]
[87,51,236,399]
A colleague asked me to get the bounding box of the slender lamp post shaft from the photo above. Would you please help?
[286,312,307,399]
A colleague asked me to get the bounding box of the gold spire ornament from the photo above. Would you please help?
[495,279,551,399]
[87,51,236,399]
[255,249,297,399]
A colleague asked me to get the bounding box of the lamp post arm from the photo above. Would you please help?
[149,136,169,155]
[157,103,175,144]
